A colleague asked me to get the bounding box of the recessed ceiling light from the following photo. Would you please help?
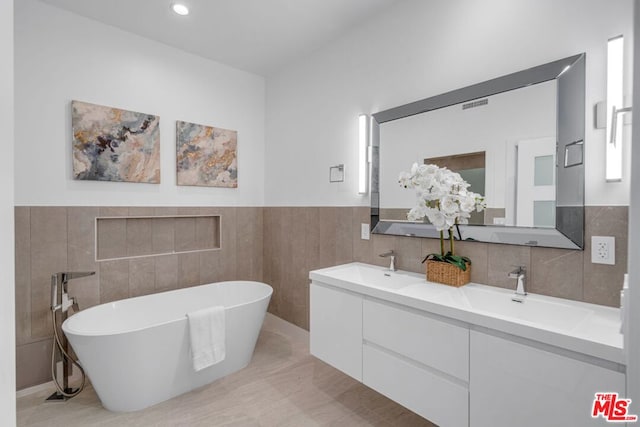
[172,3,189,16]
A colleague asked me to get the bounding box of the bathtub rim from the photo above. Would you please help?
[62,280,273,337]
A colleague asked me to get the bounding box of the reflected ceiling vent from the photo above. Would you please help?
[462,99,489,110]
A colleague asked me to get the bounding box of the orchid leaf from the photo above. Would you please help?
[422,253,446,264]
[423,252,470,271]
[445,255,467,271]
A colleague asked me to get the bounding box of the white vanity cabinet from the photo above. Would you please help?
[362,299,469,427]
[470,331,625,427]
[309,282,363,381]
[309,264,625,427]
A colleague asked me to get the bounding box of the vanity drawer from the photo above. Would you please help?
[470,331,625,427]
[363,343,468,427]
[363,298,469,381]
[310,283,363,381]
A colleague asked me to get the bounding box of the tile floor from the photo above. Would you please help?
[17,314,436,426]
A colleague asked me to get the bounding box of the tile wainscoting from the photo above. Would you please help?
[264,206,628,331]
[14,205,626,390]
[14,206,263,390]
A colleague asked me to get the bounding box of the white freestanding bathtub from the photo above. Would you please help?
[62,281,272,412]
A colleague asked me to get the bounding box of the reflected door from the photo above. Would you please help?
[516,137,556,227]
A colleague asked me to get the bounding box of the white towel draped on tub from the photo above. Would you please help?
[186,306,226,371]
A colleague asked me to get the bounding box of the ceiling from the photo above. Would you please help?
[40,0,404,76]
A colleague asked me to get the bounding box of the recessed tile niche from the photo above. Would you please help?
[96,215,221,261]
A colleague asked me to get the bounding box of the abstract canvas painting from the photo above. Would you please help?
[176,120,238,188]
[72,100,161,183]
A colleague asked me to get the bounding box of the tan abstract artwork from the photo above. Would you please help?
[72,100,161,183]
[176,120,238,188]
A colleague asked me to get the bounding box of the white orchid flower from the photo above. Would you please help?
[399,162,486,232]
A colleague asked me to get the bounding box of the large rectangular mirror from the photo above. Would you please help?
[370,53,585,249]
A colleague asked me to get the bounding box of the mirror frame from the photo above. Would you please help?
[370,53,586,250]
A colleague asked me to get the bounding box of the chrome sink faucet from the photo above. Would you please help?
[508,266,527,300]
[379,250,396,272]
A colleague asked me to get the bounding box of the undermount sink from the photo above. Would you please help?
[398,281,594,333]
[311,263,425,291]
[458,286,593,333]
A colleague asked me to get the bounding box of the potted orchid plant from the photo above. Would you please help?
[399,163,485,284]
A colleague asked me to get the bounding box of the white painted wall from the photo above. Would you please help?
[1,0,16,423]
[15,0,265,207]
[625,0,639,408]
[265,0,634,206]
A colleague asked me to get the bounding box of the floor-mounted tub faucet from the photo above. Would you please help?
[508,266,527,301]
[379,250,396,272]
[48,271,95,402]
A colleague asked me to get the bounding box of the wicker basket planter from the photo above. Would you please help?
[426,259,471,287]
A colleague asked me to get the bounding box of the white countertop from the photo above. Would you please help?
[309,262,624,365]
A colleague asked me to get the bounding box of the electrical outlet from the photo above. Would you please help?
[591,236,615,265]
[361,223,370,240]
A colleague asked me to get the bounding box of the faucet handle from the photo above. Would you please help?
[59,271,96,292]
[379,250,395,258]
[508,265,526,278]
[60,271,96,282]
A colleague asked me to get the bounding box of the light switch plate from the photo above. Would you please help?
[361,223,370,240]
[591,236,615,265]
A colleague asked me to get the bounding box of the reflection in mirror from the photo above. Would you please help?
[427,151,486,225]
[380,80,556,228]
[371,54,585,249]
[383,151,488,224]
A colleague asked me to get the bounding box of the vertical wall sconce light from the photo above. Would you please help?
[358,114,370,194]
[606,35,632,182]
